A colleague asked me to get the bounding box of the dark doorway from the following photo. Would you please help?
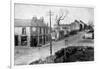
[21,36,27,46]
[43,35,45,45]
[39,35,42,44]
[59,31,64,39]
[30,36,37,47]
[15,35,19,46]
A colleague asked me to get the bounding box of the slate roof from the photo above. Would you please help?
[14,19,31,27]
[14,19,47,27]
[54,24,70,27]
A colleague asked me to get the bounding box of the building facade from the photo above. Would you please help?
[54,24,71,40]
[53,20,86,40]
[14,17,50,47]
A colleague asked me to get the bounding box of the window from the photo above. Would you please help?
[40,27,42,34]
[63,27,67,29]
[44,28,45,34]
[22,27,26,35]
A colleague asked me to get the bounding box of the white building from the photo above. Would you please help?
[54,24,70,40]
[14,17,50,47]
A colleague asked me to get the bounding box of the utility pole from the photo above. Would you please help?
[48,10,53,56]
[37,23,40,47]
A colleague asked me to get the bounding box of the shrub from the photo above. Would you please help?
[69,30,77,35]
[54,46,94,63]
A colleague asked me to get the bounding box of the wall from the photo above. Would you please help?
[70,22,80,31]
[14,27,30,36]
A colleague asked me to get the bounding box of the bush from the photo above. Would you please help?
[29,59,41,65]
[54,46,94,63]
[29,46,94,64]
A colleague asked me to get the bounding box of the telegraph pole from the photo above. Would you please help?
[48,10,53,56]
[37,23,39,47]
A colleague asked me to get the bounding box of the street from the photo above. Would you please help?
[14,31,94,65]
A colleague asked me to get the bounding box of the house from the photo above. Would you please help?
[30,17,50,47]
[79,20,88,30]
[53,20,87,40]
[70,20,87,32]
[14,19,31,46]
[70,20,80,32]
[14,17,50,47]
[54,24,70,40]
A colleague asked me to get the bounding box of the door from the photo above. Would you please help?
[30,36,37,47]
[21,36,27,46]
[15,35,19,46]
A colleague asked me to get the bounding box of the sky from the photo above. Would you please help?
[14,3,94,27]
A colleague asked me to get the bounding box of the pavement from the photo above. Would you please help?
[14,31,94,65]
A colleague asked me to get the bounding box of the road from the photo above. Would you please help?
[14,31,94,65]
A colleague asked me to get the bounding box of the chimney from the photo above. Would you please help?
[40,17,44,22]
[32,16,37,22]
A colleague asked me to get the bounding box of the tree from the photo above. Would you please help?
[55,9,69,25]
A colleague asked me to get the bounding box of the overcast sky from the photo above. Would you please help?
[15,3,94,27]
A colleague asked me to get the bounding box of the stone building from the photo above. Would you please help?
[14,17,50,47]
[70,20,80,32]
[54,24,70,40]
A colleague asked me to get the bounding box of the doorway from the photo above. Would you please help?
[30,36,38,47]
[21,36,27,46]
[15,35,19,46]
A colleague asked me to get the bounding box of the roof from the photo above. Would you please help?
[14,19,31,27]
[14,19,47,27]
[59,24,70,26]
[54,24,70,30]
[54,24,70,27]
[31,19,47,27]
[80,20,87,25]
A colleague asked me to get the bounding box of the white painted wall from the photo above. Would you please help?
[14,27,22,35]
[14,27,30,36]
[70,22,80,31]
[26,27,30,36]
